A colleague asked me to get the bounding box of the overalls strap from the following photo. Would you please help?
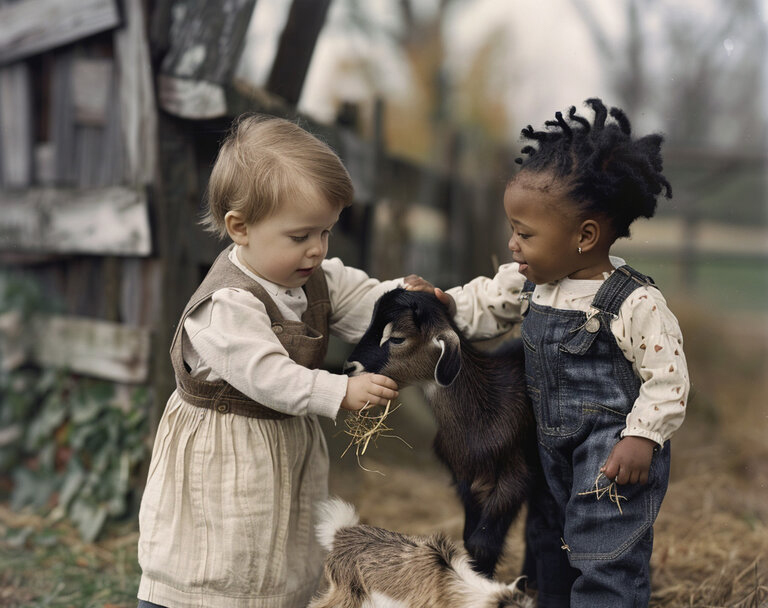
[590,265,655,317]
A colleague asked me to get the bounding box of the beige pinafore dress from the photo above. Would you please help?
[138,246,331,608]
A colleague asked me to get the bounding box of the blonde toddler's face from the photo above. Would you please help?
[236,196,341,288]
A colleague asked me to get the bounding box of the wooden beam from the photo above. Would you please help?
[0,63,33,187]
[32,315,151,383]
[156,0,256,119]
[72,58,113,127]
[266,0,332,105]
[114,0,157,185]
[0,0,121,65]
[157,74,227,119]
[0,186,152,256]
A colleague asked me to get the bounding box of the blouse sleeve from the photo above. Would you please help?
[445,263,526,340]
[184,288,348,420]
[612,286,689,446]
[322,257,404,342]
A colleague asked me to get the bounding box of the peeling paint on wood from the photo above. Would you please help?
[0,186,152,256]
[0,63,33,187]
[32,314,151,383]
[157,74,227,119]
[0,0,121,65]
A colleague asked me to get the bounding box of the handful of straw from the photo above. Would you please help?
[578,472,628,514]
[341,400,411,475]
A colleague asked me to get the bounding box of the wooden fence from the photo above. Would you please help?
[0,0,511,432]
[1,0,763,435]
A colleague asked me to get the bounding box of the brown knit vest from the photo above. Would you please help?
[169,245,331,419]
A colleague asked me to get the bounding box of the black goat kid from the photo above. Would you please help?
[345,288,537,578]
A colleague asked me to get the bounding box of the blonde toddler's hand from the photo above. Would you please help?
[341,373,399,412]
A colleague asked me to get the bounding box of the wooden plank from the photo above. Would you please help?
[157,73,227,119]
[67,57,124,188]
[34,142,56,185]
[50,51,77,184]
[114,0,157,185]
[32,315,151,383]
[0,186,152,255]
[160,0,256,83]
[156,0,256,119]
[338,129,374,203]
[72,58,113,126]
[0,62,33,187]
[120,258,163,327]
[266,0,332,104]
[0,0,121,65]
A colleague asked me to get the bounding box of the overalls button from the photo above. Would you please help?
[272,324,283,334]
[585,316,600,333]
[216,402,230,413]
[520,299,530,315]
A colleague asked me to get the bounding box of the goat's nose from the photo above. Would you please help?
[343,360,364,376]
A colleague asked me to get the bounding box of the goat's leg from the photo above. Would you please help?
[455,479,482,546]
[464,506,518,578]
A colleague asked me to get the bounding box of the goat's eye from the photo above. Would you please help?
[388,337,405,345]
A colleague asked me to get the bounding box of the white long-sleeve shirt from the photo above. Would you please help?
[181,246,403,420]
[446,257,689,447]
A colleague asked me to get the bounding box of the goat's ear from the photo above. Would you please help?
[432,334,461,386]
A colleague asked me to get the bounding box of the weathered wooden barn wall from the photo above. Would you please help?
[0,0,506,432]
[0,0,156,398]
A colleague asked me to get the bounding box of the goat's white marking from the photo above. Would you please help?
[315,498,359,551]
[450,553,508,596]
[362,593,409,608]
[379,322,393,347]
[345,360,365,376]
[432,337,446,384]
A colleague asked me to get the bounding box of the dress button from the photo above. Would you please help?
[272,324,283,334]
[216,402,230,413]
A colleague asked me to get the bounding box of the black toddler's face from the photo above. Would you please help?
[504,172,584,285]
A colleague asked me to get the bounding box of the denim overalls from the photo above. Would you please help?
[521,266,671,608]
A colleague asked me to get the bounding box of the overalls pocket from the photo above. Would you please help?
[566,431,670,561]
[558,319,601,356]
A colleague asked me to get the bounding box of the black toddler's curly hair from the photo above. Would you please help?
[515,98,672,240]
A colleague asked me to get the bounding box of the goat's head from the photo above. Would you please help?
[345,288,461,387]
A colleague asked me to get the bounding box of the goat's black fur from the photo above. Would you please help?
[346,289,538,577]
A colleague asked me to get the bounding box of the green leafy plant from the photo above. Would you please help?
[0,273,149,542]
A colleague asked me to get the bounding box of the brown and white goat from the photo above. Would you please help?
[344,288,538,578]
[308,497,532,608]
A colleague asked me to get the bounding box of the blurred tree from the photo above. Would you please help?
[571,0,767,152]
[325,0,509,169]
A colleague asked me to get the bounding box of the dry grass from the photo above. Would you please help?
[340,400,412,474]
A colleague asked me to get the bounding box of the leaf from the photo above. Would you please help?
[25,402,67,449]
[10,468,58,510]
[69,498,108,543]
[59,459,86,510]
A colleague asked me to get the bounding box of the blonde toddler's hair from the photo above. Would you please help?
[202,114,354,239]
